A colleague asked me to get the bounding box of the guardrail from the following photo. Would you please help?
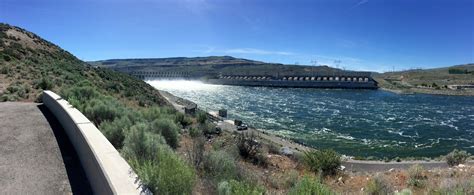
[42,91,146,195]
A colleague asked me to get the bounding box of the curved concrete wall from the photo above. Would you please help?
[42,91,145,195]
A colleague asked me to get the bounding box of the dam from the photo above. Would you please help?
[128,71,378,89]
[207,73,378,89]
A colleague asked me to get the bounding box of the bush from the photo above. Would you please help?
[218,180,265,195]
[189,127,202,138]
[366,175,392,195]
[83,97,124,125]
[236,132,268,166]
[407,164,426,188]
[122,123,166,161]
[35,77,53,90]
[288,175,333,195]
[61,84,100,102]
[1,66,10,74]
[197,111,207,124]
[303,149,341,176]
[269,170,299,189]
[150,118,180,148]
[446,149,470,167]
[204,150,238,182]
[237,132,259,159]
[122,121,195,195]
[99,116,133,149]
[187,136,205,168]
[201,122,218,135]
[129,146,196,195]
[175,112,192,127]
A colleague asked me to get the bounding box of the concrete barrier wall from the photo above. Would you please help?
[42,91,144,195]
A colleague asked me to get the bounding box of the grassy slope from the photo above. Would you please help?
[0,23,166,106]
[0,23,198,194]
[374,64,474,95]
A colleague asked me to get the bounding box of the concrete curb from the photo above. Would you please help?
[42,91,146,195]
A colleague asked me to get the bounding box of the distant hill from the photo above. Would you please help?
[374,63,474,95]
[90,56,350,78]
[0,23,166,105]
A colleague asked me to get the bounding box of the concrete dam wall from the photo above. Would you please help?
[125,70,378,89]
[206,75,378,89]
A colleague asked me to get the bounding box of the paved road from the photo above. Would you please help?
[0,102,91,194]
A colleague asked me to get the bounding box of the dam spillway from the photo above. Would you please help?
[126,70,378,89]
[206,73,378,89]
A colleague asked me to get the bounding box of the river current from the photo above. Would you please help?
[148,80,474,158]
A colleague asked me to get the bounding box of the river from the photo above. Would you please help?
[148,80,474,158]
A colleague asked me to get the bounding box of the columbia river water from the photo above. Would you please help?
[148,80,474,158]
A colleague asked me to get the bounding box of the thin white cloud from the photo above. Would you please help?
[350,0,369,9]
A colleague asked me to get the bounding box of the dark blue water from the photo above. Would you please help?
[148,80,474,158]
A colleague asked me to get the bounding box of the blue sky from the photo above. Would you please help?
[1,0,473,72]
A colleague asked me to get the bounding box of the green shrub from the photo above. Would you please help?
[218,180,265,195]
[175,112,192,127]
[200,122,218,135]
[407,164,426,188]
[122,123,166,160]
[99,116,133,149]
[35,77,53,90]
[150,118,180,148]
[288,175,333,195]
[446,149,470,167]
[237,132,259,159]
[129,146,196,195]
[269,170,299,189]
[303,149,341,176]
[366,175,392,195]
[197,111,207,124]
[83,97,124,125]
[1,66,10,74]
[2,55,11,62]
[0,94,19,102]
[204,150,238,182]
[187,136,205,168]
[122,122,195,194]
[236,132,268,166]
[61,84,100,102]
[189,127,202,138]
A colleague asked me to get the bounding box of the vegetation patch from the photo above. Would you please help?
[303,149,341,176]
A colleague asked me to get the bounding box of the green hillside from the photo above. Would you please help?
[0,23,198,194]
[374,64,474,95]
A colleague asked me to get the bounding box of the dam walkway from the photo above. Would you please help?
[0,102,91,194]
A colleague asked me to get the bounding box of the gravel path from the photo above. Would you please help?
[0,102,91,194]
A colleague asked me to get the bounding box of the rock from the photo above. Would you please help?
[337,177,344,184]
[340,165,346,171]
[280,146,294,156]
[388,168,394,172]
